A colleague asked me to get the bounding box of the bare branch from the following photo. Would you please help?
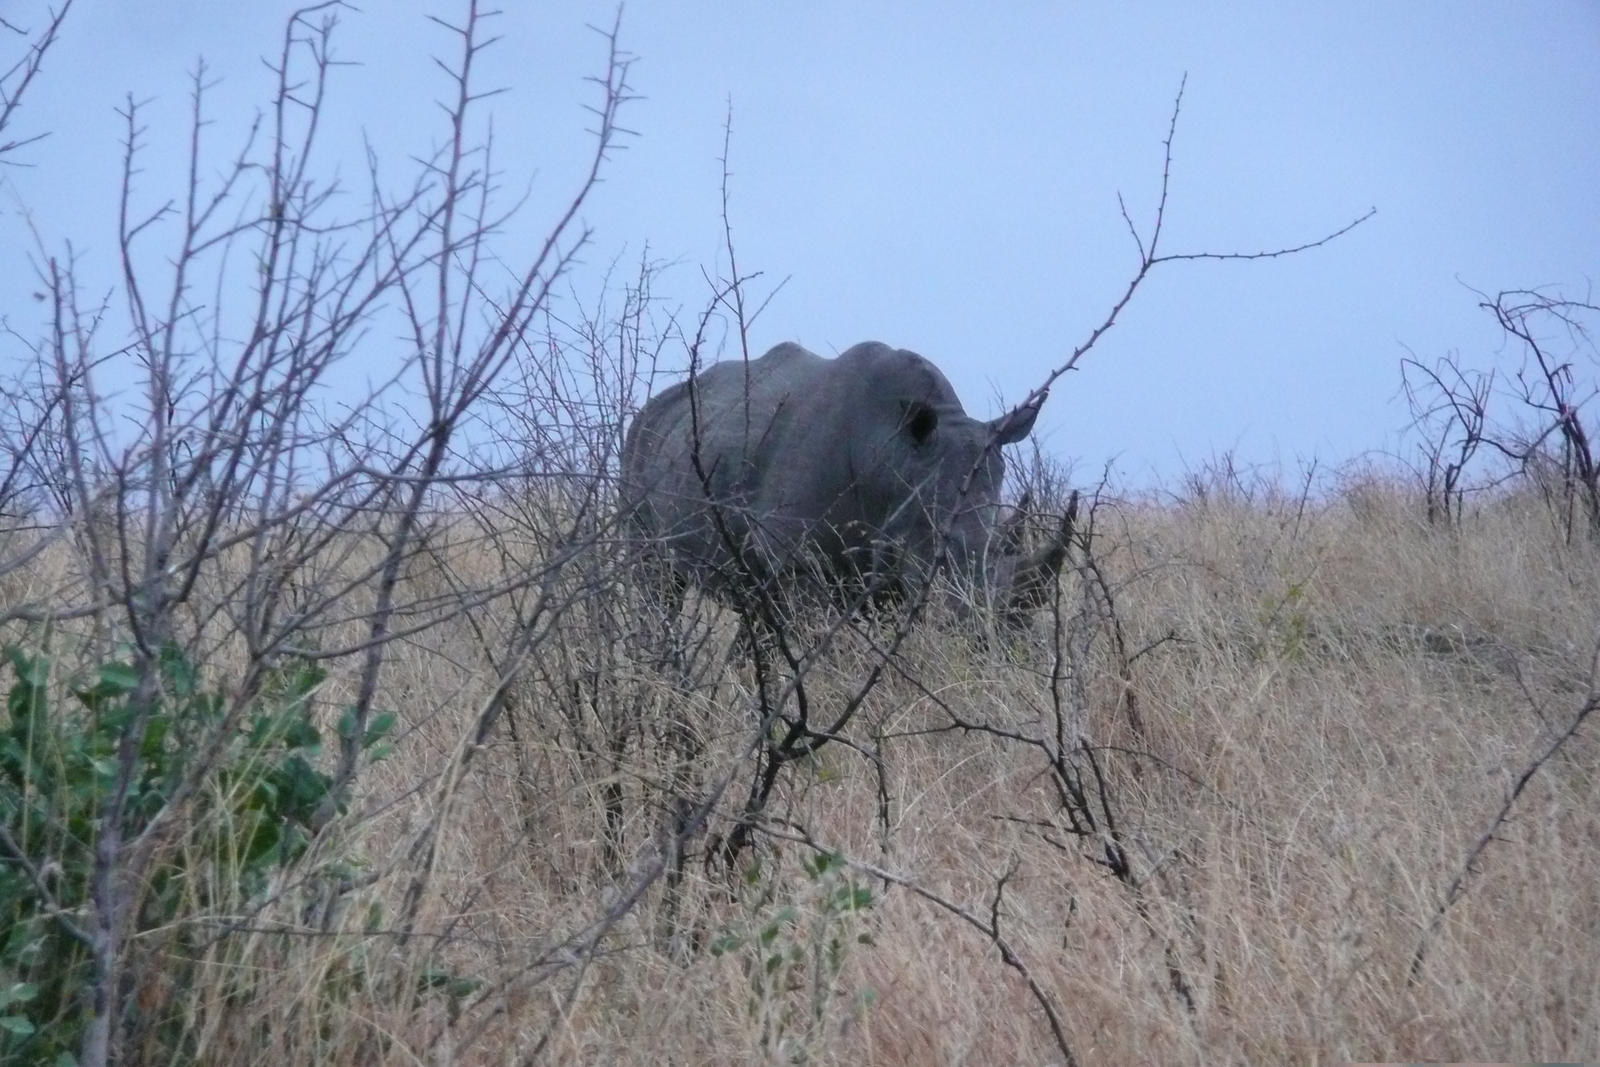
[765,827,1082,1067]
[0,0,72,162]
[1014,76,1375,414]
[1410,685,1600,983]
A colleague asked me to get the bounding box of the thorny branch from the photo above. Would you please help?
[0,0,72,162]
[1410,683,1600,984]
[762,826,1082,1067]
[1018,75,1373,417]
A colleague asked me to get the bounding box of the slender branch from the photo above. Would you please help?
[1409,687,1600,983]
[0,0,73,162]
[764,827,1081,1067]
[1015,76,1374,414]
[0,821,92,946]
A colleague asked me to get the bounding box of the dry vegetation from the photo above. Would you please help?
[2,4,1597,1065]
[367,471,1599,1067]
[9,468,1600,1065]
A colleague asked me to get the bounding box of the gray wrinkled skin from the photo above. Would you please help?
[621,341,1047,611]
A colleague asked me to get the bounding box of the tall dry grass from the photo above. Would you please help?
[35,468,1579,1066]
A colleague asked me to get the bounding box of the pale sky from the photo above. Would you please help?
[3,2,1597,482]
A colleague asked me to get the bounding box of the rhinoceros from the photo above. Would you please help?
[620,341,1068,619]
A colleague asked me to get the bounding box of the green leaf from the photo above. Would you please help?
[251,777,280,808]
[363,712,397,749]
[281,716,320,752]
[416,968,484,1000]
[444,975,484,999]
[243,713,265,747]
[192,691,226,723]
[240,812,280,864]
[95,662,140,696]
[276,822,310,865]
[159,644,196,697]
[7,647,48,688]
[0,1014,36,1036]
[282,661,326,703]
[709,934,744,956]
[274,754,333,820]
[0,982,37,1009]
[140,713,170,759]
[7,654,48,731]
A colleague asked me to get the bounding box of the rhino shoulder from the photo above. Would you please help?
[757,341,816,364]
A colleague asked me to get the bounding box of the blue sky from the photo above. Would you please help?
[2,2,1596,481]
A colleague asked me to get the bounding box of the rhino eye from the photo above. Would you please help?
[901,401,938,445]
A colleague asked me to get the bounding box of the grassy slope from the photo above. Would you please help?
[23,475,1596,1065]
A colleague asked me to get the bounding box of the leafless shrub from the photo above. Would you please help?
[1398,286,1600,540]
[1492,288,1600,541]
[1400,350,1494,526]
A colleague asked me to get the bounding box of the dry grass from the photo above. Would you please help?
[13,473,1600,1065]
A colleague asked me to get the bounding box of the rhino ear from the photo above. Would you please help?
[990,392,1045,446]
[900,400,939,445]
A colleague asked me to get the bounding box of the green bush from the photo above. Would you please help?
[0,644,389,1065]
[711,850,877,1061]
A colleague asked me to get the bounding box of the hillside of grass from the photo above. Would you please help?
[6,469,1596,1065]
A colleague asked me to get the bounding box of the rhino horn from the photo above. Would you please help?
[1004,490,1080,613]
[997,490,1033,555]
[989,390,1047,446]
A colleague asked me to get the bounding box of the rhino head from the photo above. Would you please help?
[787,345,1070,618]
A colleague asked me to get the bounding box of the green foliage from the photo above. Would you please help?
[1258,578,1312,660]
[0,644,394,1066]
[710,849,877,1062]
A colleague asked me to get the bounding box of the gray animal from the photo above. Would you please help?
[621,341,1069,618]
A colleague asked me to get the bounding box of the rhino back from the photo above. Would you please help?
[622,344,857,558]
